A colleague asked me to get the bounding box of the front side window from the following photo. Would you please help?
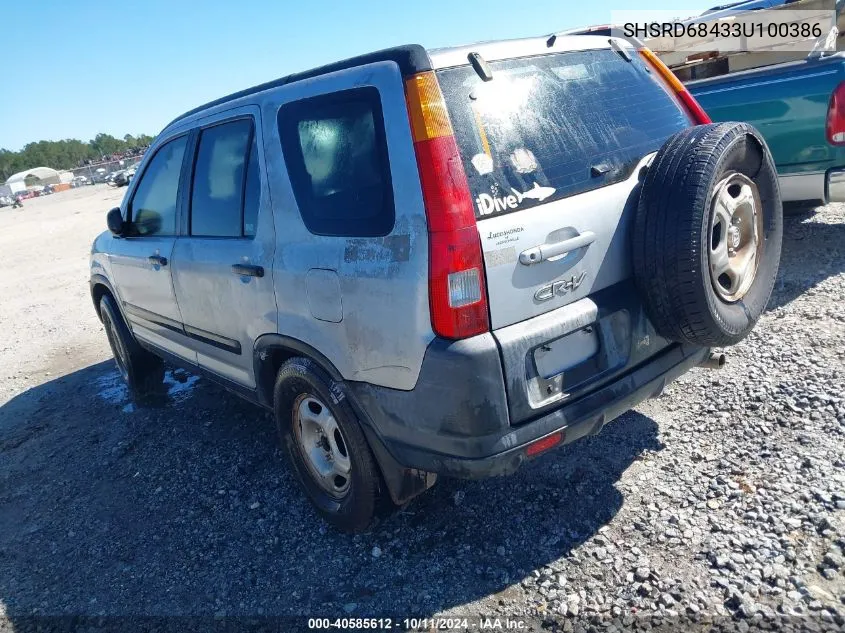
[278,87,395,237]
[130,135,188,236]
[190,119,256,238]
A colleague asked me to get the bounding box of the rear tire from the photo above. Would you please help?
[273,357,383,533]
[100,294,164,396]
[633,122,782,347]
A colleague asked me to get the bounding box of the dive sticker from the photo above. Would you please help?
[476,182,557,216]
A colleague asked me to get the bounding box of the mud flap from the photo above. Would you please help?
[360,424,437,506]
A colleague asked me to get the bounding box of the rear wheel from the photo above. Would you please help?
[99,294,164,396]
[273,357,383,533]
[292,393,354,499]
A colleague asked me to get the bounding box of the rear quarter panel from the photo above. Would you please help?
[259,62,434,391]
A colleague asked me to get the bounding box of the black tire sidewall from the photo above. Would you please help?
[273,358,379,533]
[634,122,783,347]
[699,130,782,342]
[99,295,163,394]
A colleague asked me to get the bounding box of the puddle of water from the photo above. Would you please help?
[95,371,129,405]
[164,372,200,402]
[94,369,200,410]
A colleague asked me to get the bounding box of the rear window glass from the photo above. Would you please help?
[436,49,690,219]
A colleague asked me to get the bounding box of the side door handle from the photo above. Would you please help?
[148,254,168,267]
[232,263,264,278]
[519,231,596,265]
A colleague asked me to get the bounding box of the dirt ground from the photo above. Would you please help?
[0,186,843,630]
[0,185,123,406]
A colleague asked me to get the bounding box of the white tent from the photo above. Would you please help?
[5,167,63,186]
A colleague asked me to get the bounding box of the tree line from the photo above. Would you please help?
[0,133,155,181]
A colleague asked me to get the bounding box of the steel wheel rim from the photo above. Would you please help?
[708,172,763,302]
[292,394,352,499]
[105,315,129,382]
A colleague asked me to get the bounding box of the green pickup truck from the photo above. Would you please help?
[688,51,845,206]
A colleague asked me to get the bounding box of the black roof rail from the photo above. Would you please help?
[163,44,432,130]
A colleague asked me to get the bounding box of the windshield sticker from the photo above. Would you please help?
[509,148,538,174]
[471,152,494,175]
[476,182,557,216]
[551,64,589,81]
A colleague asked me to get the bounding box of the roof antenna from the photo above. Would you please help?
[547,34,557,48]
[468,52,493,81]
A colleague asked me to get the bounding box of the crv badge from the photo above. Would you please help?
[534,272,587,302]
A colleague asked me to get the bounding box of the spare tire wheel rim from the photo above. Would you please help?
[292,394,352,499]
[708,172,763,302]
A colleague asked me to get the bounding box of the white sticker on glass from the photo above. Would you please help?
[471,152,494,175]
[551,64,589,81]
[509,148,538,174]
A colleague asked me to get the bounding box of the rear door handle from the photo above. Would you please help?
[519,231,596,265]
[232,263,264,278]
[148,254,168,267]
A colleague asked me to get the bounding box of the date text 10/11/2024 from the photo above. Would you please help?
[307,617,529,630]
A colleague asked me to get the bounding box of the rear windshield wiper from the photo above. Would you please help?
[468,52,494,81]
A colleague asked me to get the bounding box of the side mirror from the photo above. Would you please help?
[107,207,125,235]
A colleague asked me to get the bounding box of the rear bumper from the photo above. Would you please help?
[348,335,708,479]
[826,168,845,203]
[779,171,825,203]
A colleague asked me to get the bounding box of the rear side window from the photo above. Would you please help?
[278,87,395,237]
[190,118,257,238]
[437,49,690,219]
[130,135,188,236]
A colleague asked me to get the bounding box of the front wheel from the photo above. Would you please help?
[100,294,164,396]
[273,357,383,533]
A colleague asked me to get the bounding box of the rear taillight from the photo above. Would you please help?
[827,82,845,145]
[639,47,711,125]
[405,71,490,339]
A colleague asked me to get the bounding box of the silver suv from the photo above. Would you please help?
[90,35,782,532]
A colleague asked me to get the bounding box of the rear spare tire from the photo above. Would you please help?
[633,122,782,347]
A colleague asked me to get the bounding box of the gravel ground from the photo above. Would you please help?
[0,189,843,632]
